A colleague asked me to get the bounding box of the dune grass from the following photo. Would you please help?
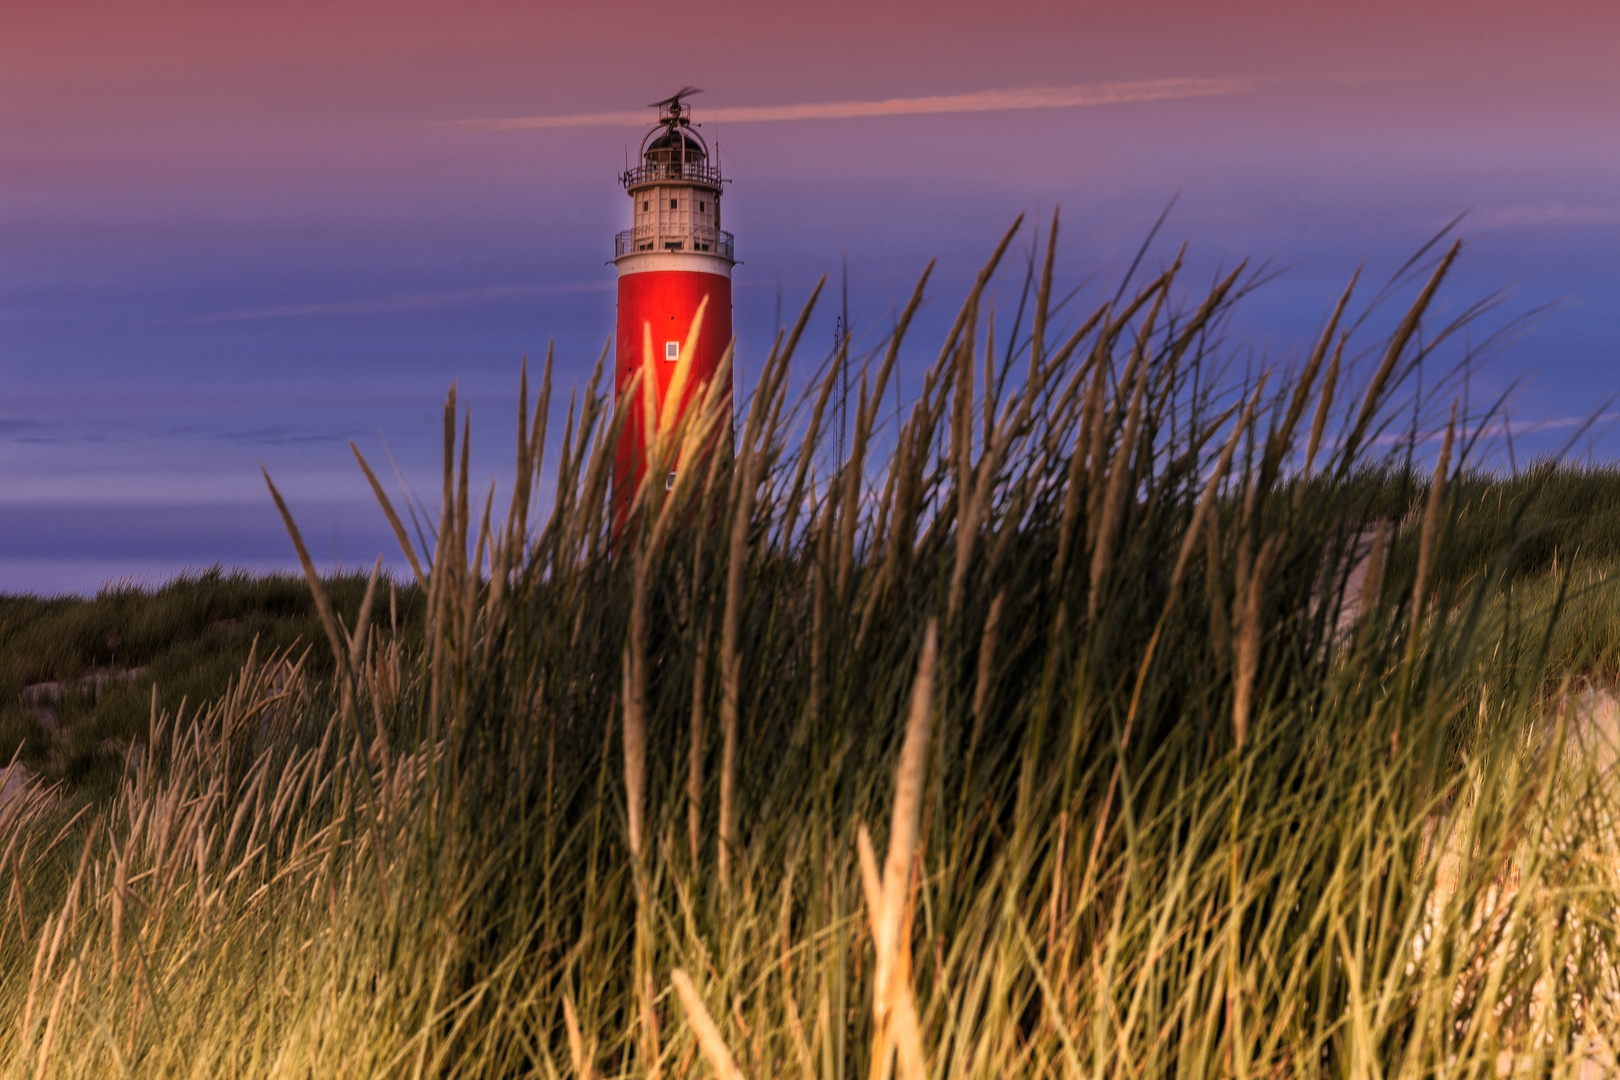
[3,216,1620,1077]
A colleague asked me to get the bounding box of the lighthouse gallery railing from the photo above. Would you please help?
[616,230,734,260]
[620,161,725,188]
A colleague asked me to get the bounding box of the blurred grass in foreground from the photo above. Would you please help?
[3,216,1620,1077]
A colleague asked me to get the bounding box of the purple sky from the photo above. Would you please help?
[4,1,1619,595]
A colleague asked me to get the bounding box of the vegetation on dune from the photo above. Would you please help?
[4,215,1620,1077]
[0,569,424,801]
[1323,461,1620,585]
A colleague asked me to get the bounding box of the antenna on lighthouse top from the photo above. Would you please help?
[650,87,704,123]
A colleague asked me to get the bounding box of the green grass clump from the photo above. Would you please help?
[2,216,1619,1078]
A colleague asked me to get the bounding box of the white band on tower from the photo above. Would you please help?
[615,252,736,278]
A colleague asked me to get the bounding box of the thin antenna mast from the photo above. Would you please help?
[892,307,903,439]
[832,314,844,475]
[836,253,849,477]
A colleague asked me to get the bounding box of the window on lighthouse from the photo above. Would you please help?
[665,341,680,361]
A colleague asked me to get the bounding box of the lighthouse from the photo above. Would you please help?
[612,89,735,524]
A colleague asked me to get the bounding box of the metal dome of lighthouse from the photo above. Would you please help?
[644,126,707,161]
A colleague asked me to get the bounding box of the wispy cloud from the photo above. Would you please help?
[1473,204,1620,229]
[463,78,1261,131]
[0,469,368,506]
[1469,412,1620,438]
[215,425,371,446]
[191,281,611,323]
[1377,412,1620,448]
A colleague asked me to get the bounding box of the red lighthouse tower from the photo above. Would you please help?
[612,89,735,523]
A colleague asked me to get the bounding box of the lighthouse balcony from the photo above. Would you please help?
[616,229,733,260]
[621,161,724,189]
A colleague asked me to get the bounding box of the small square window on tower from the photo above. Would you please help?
[642,201,649,212]
[665,341,679,361]
[698,201,705,211]
[670,199,678,210]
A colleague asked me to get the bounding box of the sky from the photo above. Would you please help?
[3,0,1619,595]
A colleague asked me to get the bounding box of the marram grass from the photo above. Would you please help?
[3,215,1620,1078]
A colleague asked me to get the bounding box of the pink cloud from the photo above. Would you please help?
[462,78,1262,131]
[1474,204,1620,229]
